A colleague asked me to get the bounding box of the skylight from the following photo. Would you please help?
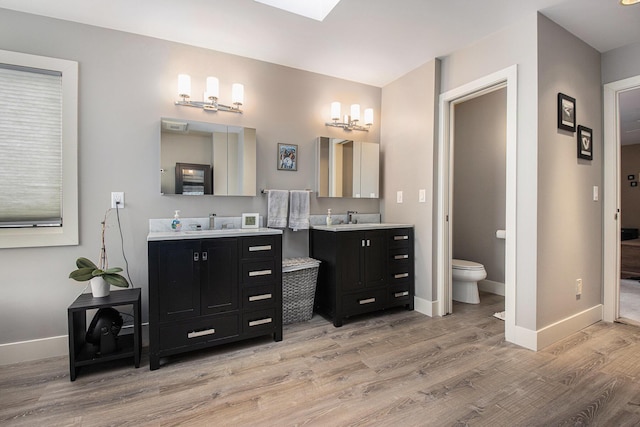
[254,0,341,21]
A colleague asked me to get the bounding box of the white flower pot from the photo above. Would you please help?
[90,276,110,297]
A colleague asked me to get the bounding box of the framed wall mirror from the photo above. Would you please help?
[160,118,256,196]
[316,137,380,198]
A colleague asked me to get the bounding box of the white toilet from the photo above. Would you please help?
[452,259,487,304]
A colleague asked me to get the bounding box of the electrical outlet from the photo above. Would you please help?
[576,278,582,296]
[397,191,403,203]
[111,192,124,209]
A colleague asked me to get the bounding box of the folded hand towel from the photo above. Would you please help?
[267,190,289,228]
[289,190,310,231]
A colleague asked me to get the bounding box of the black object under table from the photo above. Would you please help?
[67,288,141,381]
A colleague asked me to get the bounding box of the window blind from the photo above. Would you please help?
[0,64,63,227]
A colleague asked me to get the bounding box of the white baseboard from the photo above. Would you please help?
[509,304,603,351]
[535,304,603,350]
[0,324,149,366]
[478,279,505,296]
[0,335,68,366]
[414,296,440,317]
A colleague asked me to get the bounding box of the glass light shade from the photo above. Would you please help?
[620,0,640,5]
[364,108,374,126]
[330,102,341,121]
[178,74,191,98]
[206,77,219,99]
[232,83,244,105]
[350,104,361,121]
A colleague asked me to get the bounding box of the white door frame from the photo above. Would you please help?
[437,65,517,342]
[603,75,640,322]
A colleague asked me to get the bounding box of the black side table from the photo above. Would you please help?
[67,288,141,381]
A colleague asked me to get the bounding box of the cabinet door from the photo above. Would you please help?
[338,231,365,292]
[363,230,386,288]
[156,240,201,322]
[201,238,239,315]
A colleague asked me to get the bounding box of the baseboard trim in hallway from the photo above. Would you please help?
[535,304,603,350]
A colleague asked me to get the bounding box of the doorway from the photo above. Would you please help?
[437,65,517,342]
[603,76,640,324]
[452,87,507,310]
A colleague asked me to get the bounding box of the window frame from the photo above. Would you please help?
[0,49,78,248]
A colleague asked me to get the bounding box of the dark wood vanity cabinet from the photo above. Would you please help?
[148,233,282,370]
[310,227,414,327]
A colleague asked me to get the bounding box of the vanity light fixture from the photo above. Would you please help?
[175,74,243,113]
[325,102,373,131]
[620,0,639,5]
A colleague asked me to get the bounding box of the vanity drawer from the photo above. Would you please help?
[342,288,387,316]
[389,247,412,264]
[388,228,412,248]
[242,284,277,309]
[241,259,277,285]
[159,314,239,350]
[389,262,412,284]
[243,308,277,334]
[241,236,278,259]
[389,284,412,305]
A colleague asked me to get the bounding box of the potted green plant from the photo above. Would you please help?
[69,209,130,297]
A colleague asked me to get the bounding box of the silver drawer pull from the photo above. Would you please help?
[187,328,215,339]
[394,254,409,260]
[359,298,376,305]
[249,245,272,252]
[395,291,409,298]
[248,317,272,327]
[394,273,410,279]
[249,269,272,277]
[249,293,272,302]
[394,235,409,240]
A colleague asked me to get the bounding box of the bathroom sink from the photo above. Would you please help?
[184,229,239,235]
[312,223,413,232]
[147,227,282,241]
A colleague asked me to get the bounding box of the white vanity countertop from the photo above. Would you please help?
[147,227,283,241]
[311,223,413,232]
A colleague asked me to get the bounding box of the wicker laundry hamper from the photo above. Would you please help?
[282,257,320,324]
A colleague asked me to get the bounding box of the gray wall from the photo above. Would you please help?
[602,41,640,85]
[536,15,602,329]
[0,8,381,349]
[453,88,507,284]
[381,60,439,302]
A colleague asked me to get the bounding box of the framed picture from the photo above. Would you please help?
[577,125,593,160]
[277,143,298,171]
[558,93,576,132]
[241,213,259,229]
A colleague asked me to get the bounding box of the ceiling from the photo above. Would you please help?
[0,0,638,144]
[0,0,638,87]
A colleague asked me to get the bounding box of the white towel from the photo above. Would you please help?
[267,190,289,228]
[289,190,310,231]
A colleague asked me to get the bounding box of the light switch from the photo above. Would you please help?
[419,189,426,203]
[593,186,598,202]
[397,191,403,203]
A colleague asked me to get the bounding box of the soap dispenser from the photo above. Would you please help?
[171,210,182,231]
[326,209,332,226]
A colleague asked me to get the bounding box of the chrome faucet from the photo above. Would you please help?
[347,210,358,224]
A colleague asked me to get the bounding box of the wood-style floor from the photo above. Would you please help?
[2,293,640,426]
